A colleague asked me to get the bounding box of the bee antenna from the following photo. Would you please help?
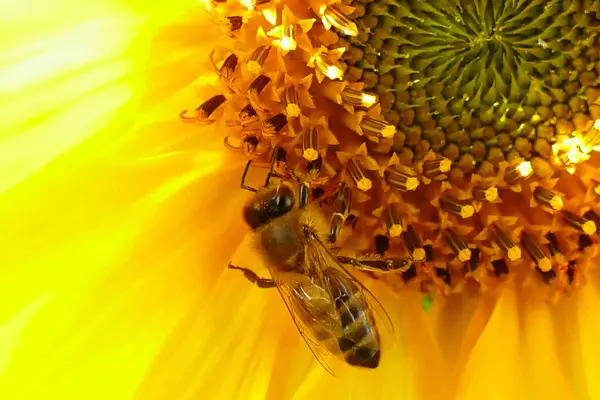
[240,160,258,192]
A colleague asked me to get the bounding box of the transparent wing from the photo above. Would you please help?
[303,233,395,336]
[268,269,343,375]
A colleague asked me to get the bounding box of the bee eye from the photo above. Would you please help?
[243,185,295,229]
[269,187,295,216]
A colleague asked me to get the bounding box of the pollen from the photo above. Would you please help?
[186,0,600,303]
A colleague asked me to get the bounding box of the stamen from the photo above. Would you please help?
[537,267,557,284]
[384,165,419,192]
[578,233,593,250]
[246,45,270,74]
[319,4,359,36]
[583,210,600,233]
[491,259,510,276]
[472,185,499,202]
[533,187,564,210]
[242,136,263,158]
[469,248,481,271]
[284,86,300,117]
[347,158,372,191]
[312,52,343,80]
[385,206,403,237]
[581,124,600,148]
[302,127,319,161]
[227,16,243,33]
[333,183,352,216]
[249,75,271,94]
[521,232,552,272]
[505,161,533,185]
[330,184,352,242]
[262,113,288,136]
[545,232,562,257]
[308,156,322,175]
[492,224,522,261]
[360,116,396,138]
[562,211,597,235]
[422,158,451,179]
[403,225,426,261]
[276,25,297,51]
[340,87,378,109]
[216,53,238,74]
[445,229,471,262]
[435,267,451,286]
[439,195,474,218]
[239,103,258,124]
[180,94,226,124]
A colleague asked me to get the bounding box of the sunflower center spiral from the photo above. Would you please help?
[341,0,600,173]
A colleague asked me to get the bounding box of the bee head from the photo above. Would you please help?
[243,183,295,229]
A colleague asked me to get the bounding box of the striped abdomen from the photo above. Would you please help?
[327,268,381,368]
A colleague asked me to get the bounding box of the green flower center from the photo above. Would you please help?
[341,0,600,172]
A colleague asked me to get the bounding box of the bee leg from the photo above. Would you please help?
[228,263,276,288]
[336,256,413,273]
[329,183,352,243]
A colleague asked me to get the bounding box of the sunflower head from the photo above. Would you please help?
[184,0,600,303]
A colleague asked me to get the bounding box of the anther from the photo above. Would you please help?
[329,184,352,243]
[239,103,258,124]
[347,158,372,191]
[445,229,471,262]
[227,16,243,33]
[276,25,297,51]
[360,116,396,138]
[319,4,359,36]
[491,259,510,276]
[312,53,343,80]
[262,113,288,136]
[435,267,452,286]
[472,185,499,202]
[403,225,426,261]
[562,211,597,235]
[246,45,270,74]
[578,234,593,251]
[521,232,552,272]
[545,232,562,257]
[384,165,419,192]
[505,161,533,185]
[211,51,237,72]
[533,187,564,210]
[537,267,557,285]
[249,75,271,94]
[439,195,475,218]
[284,86,301,117]
[469,248,480,271]
[492,224,522,261]
[583,210,600,233]
[340,87,378,109]
[385,206,403,237]
[180,94,226,124]
[302,127,319,162]
[422,158,451,179]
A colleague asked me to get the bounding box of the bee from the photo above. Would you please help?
[228,151,411,373]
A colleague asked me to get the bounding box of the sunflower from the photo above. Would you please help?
[2,0,600,399]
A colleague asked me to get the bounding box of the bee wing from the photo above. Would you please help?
[304,234,395,336]
[269,272,342,375]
